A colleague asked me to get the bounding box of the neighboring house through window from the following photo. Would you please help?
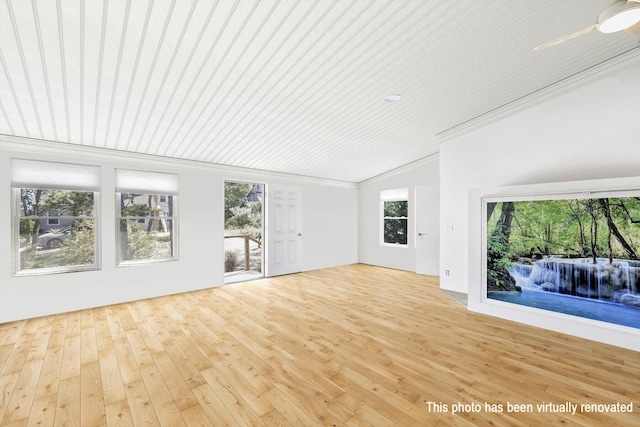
[115,169,179,265]
[12,159,101,275]
[47,210,60,226]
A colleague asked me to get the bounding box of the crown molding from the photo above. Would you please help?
[358,152,439,187]
[436,46,640,142]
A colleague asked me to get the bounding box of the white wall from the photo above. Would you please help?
[0,139,358,322]
[358,157,439,271]
[302,184,359,271]
[439,62,640,349]
[440,62,640,293]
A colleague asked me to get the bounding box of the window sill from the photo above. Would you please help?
[117,257,178,268]
[380,243,409,248]
[15,264,100,277]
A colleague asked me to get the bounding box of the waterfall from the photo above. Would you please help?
[620,261,636,295]
[596,264,603,300]
[508,263,532,278]
[505,258,640,307]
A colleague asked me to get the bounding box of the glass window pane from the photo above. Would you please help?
[19,218,95,271]
[118,191,177,265]
[20,189,94,218]
[384,218,407,245]
[17,187,97,274]
[384,200,408,217]
[119,218,175,262]
[120,193,173,216]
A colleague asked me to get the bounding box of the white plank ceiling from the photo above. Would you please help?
[1,0,639,183]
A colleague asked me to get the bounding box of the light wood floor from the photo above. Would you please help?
[1,264,639,426]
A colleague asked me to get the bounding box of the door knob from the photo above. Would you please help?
[417,232,426,237]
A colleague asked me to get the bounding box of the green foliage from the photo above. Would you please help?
[226,201,262,229]
[486,231,513,290]
[18,190,96,271]
[225,182,254,222]
[384,200,408,217]
[609,197,640,248]
[488,197,640,261]
[384,219,407,244]
[60,223,95,265]
[122,203,154,217]
[19,220,96,270]
[224,182,262,242]
[383,200,408,244]
[20,219,36,235]
[38,190,94,216]
[125,222,158,260]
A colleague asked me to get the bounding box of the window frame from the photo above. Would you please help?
[115,169,179,267]
[380,188,409,247]
[13,188,101,276]
[116,193,178,266]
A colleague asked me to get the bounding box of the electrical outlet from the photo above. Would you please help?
[445,269,450,276]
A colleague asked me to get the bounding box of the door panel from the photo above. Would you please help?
[416,185,440,276]
[267,186,302,276]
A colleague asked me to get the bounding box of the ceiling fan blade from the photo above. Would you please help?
[534,24,597,51]
[625,20,640,37]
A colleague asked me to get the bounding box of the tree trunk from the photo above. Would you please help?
[487,202,517,291]
[577,217,588,257]
[599,198,638,260]
[495,202,515,239]
[570,201,589,256]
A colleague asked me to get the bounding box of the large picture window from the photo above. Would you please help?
[115,169,178,265]
[381,188,409,246]
[12,159,100,275]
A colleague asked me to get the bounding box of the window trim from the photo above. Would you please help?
[115,169,179,267]
[11,159,102,276]
[13,188,101,276]
[380,188,409,247]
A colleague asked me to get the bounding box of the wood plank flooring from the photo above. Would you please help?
[1,264,639,426]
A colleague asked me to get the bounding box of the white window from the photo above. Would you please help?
[47,210,61,225]
[12,159,101,275]
[115,169,179,265]
[381,188,409,246]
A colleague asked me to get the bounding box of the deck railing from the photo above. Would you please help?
[224,234,261,271]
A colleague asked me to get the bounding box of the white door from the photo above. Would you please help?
[415,185,440,275]
[266,185,303,277]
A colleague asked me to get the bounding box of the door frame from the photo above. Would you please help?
[223,180,265,283]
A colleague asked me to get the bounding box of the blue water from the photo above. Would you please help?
[488,289,640,329]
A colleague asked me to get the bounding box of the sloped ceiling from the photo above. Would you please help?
[1,0,639,183]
